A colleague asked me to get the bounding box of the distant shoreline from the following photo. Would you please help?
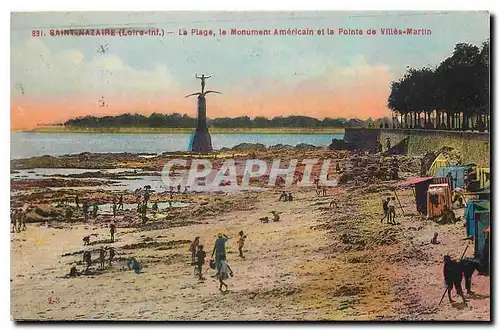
[16,127,346,135]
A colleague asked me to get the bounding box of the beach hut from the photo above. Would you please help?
[473,210,490,260]
[476,167,490,189]
[426,183,452,218]
[398,177,434,215]
[427,153,450,176]
[435,165,468,189]
[464,200,490,237]
[398,177,453,216]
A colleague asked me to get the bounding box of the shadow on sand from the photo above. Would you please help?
[468,293,490,300]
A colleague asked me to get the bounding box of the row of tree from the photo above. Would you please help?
[64,113,391,129]
[388,40,490,132]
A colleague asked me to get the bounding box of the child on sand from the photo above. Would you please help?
[237,231,247,258]
[218,259,233,292]
[190,237,200,264]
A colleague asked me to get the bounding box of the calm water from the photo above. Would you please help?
[10,132,342,159]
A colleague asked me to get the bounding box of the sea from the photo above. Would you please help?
[10,132,343,159]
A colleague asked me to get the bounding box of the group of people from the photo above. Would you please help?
[314,179,328,197]
[82,200,99,221]
[135,187,151,224]
[381,197,398,224]
[189,231,247,292]
[81,246,117,273]
[111,195,124,217]
[10,208,27,233]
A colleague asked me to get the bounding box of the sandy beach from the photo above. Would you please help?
[10,147,490,321]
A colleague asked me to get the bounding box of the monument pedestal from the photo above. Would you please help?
[190,95,213,153]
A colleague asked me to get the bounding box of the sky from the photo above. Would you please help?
[10,11,489,129]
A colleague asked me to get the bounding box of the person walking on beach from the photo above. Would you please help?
[83,251,92,272]
[140,203,147,224]
[388,197,397,224]
[195,245,206,280]
[20,209,27,231]
[314,178,320,196]
[212,233,229,276]
[92,203,99,218]
[380,197,390,223]
[108,247,116,266]
[10,209,17,233]
[75,195,80,208]
[118,194,124,210]
[110,222,116,242]
[82,201,89,222]
[99,247,107,270]
[15,209,22,233]
[237,231,247,258]
[190,237,200,264]
[217,259,234,292]
[144,188,150,205]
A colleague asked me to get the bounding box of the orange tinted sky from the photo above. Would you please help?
[11,12,489,129]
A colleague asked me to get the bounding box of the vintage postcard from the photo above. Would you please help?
[10,11,490,321]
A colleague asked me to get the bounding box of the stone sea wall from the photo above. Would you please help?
[344,128,490,167]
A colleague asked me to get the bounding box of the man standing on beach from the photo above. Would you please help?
[99,247,107,270]
[83,251,92,272]
[110,222,116,242]
[144,188,150,205]
[196,244,206,280]
[108,247,116,266]
[83,201,89,222]
[212,233,229,275]
[10,209,17,233]
[92,203,99,218]
[75,195,79,208]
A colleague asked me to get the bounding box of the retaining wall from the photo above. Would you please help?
[344,128,490,167]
